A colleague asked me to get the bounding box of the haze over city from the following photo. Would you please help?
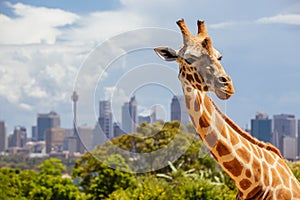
[0,0,300,135]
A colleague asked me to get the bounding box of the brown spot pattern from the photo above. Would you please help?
[271,168,281,187]
[263,150,275,165]
[277,165,290,187]
[220,126,228,139]
[236,148,250,164]
[216,141,232,157]
[194,98,200,112]
[199,113,210,128]
[230,133,240,146]
[223,158,243,177]
[252,158,261,182]
[186,74,195,83]
[185,95,191,110]
[194,73,203,83]
[246,185,263,199]
[262,161,269,186]
[240,179,252,190]
[204,95,212,114]
[245,169,252,178]
[276,188,291,199]
[205,131,218,148]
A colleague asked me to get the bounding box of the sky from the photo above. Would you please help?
[0,0,300,135]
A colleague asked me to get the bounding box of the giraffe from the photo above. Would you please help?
[154,19,300,199]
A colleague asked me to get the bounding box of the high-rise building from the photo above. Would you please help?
[31,126,37,141]
[0,121,6,152]
[250,112,272,143]
[122,96,137,133]
[282,136,297,160]
[8,126,27,148]
[37,111,60,141]
[170,95,190,125]
[98,100,113,139]
[45,128,68,153]
[273,114,297,155]
[113,122,124,138]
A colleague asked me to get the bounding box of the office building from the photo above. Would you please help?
[9,126,27,148]
[171,95,190,125]
[282,136,297,160]
[250,112,272,143]
[113,122,124,138]
[37,111,60,141]
[98,100,113,139]
[122,96,138,133]
[31,126,37,141]
[273,114,297,155]
[0,121,6,152]
[45,128,68,153]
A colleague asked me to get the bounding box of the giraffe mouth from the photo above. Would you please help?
[215,89,234,100]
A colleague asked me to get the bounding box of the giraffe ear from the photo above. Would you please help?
[154,47,178,62]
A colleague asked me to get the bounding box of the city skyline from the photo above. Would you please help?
[0,1,299,139]
[1,95,300,160]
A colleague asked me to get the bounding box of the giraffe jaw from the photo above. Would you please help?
[215,88,234,100]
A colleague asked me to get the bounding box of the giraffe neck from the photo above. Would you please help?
[181,82,300,199]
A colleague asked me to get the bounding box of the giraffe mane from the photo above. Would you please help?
[208,95,283,158]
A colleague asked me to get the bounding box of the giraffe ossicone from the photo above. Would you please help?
[154,19,300,200]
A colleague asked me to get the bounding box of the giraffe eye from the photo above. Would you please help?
[185,57,196,64]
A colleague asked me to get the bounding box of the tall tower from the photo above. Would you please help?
[71,91,79,128]
[71,91,81,152]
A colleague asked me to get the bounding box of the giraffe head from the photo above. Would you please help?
[154,19,235,100]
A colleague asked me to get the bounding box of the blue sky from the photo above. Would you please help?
[0,0,300,134]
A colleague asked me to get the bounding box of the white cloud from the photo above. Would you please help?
[19,103,32,111]
[209,21,236,29]
[60,11,144,44]
[0,2,79,44]
[256,14,300,25]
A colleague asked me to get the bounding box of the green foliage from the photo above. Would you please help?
[2,121,300,200]
[73,153,135,200]
[108,173,236,200]
[0,159,83,200]
[287,160,300,181]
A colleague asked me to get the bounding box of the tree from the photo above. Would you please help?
[73,154,135,200]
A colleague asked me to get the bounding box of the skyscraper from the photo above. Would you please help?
[99,100,113,139]
[45,128,68,153]
[37,111,60,141]
[122,96,137,133]
[170,95,190,125]
[0,121,6,152]
[250,112,272,143]
[9,126,27,148]
[273,114,297,155]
